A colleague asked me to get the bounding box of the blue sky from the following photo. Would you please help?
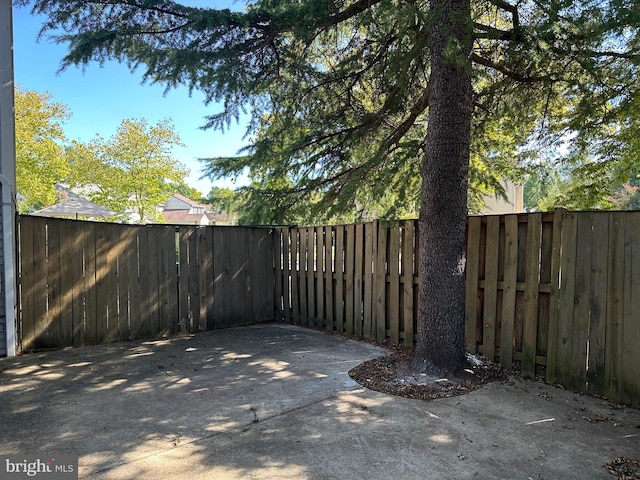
[12,2,249,197]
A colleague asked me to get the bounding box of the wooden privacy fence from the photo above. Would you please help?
[273,210,640,406]
[17,215,273,352]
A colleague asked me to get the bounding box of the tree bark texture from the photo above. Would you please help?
[413,0,473,374]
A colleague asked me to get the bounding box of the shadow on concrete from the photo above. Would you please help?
[1,323,639,479]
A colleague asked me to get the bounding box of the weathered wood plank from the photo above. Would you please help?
[63,221,85,347]
[324,226,334,330]
[401,221,415,346]
[306,228,316,326]
[31,217,48,349]
[290,229,300,324]
[388,222,400,344]
[212,227,227,328]
[187,227,201,332]
[354,223,364,336]
[334,226,345,332]
[569,213,592,391]
[298,228,308,324]
[587,213,609,395]
[622,212,640,406]
[344,224,355,334]
[202,227,215,330]
[554,212,577,386]
[316,226,325,328]
[116,225,132,342]
[465,216,482,353]
[148,227,162,336]
[274,228,283,319]
[282,228,292,323]
[604,212,624,402]
[363,222,375,339]
[260,228,274,323]
[94,222,110,344]
[521,214,542,377]
[18,216,35,351]
[500,215,518,369]
[178,227,190,332]
[229,228,247,326]
[375,221,387,342]
[114,225,128,342]
[45,218,62,348]
[482,216,500,362]
[545,208,564,383]
[160,225,178,335]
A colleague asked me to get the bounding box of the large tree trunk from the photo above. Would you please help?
[412,0,473,375]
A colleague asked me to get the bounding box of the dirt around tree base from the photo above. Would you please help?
[605,457,640,480]
[348,347,506,401]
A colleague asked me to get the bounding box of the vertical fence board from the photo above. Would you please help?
[178,228,190,331]
[569,213,592,391]
[298,228,308,324]
[305,228,315,326]
[387,223,400,344]
[363,223,375,339]
[324,226,334,330]
[375,221,387,342]
[203,227,215,330]
[95,223,112,344]
[62,221,84,347]
[290,229,300,324]
[188,227,201,332]
[315,227,325,328]
[314,227,323,327]
[274,228,283,319]
[522,214,541,377]
[31,218,48,350]
[334,226,345,332]
[161,226,178,335]
[500,215,518,369]
[546,208,565,384]
[261,228,275,322]
[145,227,160,336]
[120,226,138,341]
[483,216,500,362]
[604,212,624,402]
[465,217,482,353]
[212,227,227,327]
[402,221,415,346]
[554,212,577,386]
[282,228,292,323]
[116,226,131,342]
[18,216,35,351]
[344,224,355,334]
[229,228,247,325]
[354,224,364,336]
[45,219,62,348]
[587,214,609,395]
[622,212,640,405]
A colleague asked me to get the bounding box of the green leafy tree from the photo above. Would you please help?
[15,86,70,212]
[68,118,188,223]
[22,0,640,374]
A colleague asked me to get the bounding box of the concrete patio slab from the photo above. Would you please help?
[1,323,638,479]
